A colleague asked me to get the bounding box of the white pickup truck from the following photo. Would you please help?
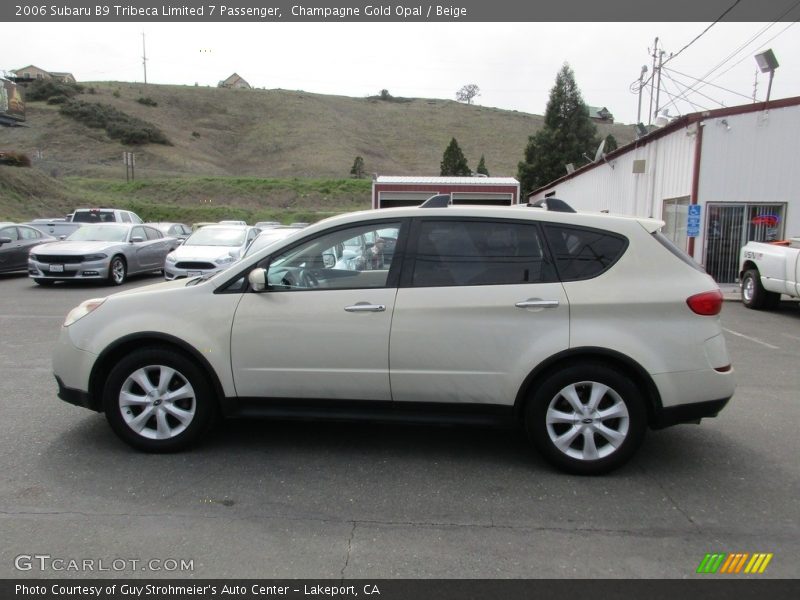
[739,238,800,309]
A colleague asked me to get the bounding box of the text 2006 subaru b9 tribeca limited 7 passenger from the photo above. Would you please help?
[53,204,735,474]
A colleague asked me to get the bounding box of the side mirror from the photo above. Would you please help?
[59,235,67,241]
[229,249,239,258]
[131,236,144,243]
[322,252,335,268]
[0,237,11,246]
[248,267,268,292]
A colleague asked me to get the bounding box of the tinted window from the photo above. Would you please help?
[144,227,162,240]
[544,224,628,281]
[72,210,116,223]
[131,226,147,241]
[412,220,555,287]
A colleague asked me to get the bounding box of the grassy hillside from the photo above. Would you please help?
[0,82,636,221]
[1,82,634,179]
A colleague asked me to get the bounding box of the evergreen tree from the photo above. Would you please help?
[604,134,619,153]
[350,156,365,179]
[440,138,471,176]
[476,155,489,176]
[517,64,599,195]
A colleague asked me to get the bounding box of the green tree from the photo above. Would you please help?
[476,155,489,176]
[440,138,471,176]
[350,156,365,179]
[517,63,599,195]
[604,134,619,153]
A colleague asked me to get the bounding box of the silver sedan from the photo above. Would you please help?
[28,223,177,286]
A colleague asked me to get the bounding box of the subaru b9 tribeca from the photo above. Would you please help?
[53,204,734,474]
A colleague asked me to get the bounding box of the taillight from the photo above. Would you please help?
[686,290,723,316]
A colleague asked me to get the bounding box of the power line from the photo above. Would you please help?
[707,20,798,83]
[662,66,753,101]
[661,70,721,111]
[661,0,742,68]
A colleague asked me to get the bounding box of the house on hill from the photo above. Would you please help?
[588,106,614,123]
[12,65,76,83]
[218,73,251,89]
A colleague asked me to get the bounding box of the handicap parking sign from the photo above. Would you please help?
[687,204,702,237]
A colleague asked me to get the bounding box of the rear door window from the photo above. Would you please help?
[544,224,628,281]
[411,219,556,287]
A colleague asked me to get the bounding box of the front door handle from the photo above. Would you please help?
[515,299,560,309]
[344,303,386,313]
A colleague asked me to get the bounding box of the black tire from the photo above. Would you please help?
[102,347,217,452]
[33,278,54,286]
[741,268,779,310]
[108,255,127,286]
[525,362,647,475]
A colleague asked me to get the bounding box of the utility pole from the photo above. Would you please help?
[648,37,659,126]
[636,65,648,124]
[142,32,148,84]
[653,49,665,122]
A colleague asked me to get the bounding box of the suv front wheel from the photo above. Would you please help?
[102,347,216,452]
[525,362,646,475]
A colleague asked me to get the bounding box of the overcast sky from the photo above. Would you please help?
[4,20,800,124]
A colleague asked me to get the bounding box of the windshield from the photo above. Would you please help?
[66,224,128,242]
[185,227,246,247]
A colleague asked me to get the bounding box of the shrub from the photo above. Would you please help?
[24,79,84,102]
[191,131,201,138]
[59,100,171,146]
[136,96,158,107]
[0,152,32,167]
[46,95,69,105]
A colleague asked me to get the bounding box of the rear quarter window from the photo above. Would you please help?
[544,224,628,281]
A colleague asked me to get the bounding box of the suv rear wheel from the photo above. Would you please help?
[525,362,646,475]
[102,347,216,452]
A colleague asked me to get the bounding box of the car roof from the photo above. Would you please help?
[296,205,664,236]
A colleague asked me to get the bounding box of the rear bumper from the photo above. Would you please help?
[652,396,731,429]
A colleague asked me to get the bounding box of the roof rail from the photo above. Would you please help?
[528,198,576,213]
[419,194,451,208]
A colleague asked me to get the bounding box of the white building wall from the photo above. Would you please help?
[529,127,696,221]
[698,105,800,236]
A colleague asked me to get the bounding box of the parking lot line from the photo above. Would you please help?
[723,328,780,350]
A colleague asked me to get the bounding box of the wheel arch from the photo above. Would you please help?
[740,260,758,279]
[89,332,228,414]
[513,347,662,427]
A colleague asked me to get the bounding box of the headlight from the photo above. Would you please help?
[166,253,177,263]
[215,255,237,265]
[83,253,108,261]
[63,297,107,327]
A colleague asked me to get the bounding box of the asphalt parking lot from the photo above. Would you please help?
[0,271,798,579]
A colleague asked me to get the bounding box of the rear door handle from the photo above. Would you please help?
[344,303,386,313]
[515,299,560,309]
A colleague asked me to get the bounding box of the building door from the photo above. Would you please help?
[704,203,786,283]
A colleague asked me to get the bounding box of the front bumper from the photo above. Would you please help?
[55,375,98,411]
[164,263,226,281]
[52,325,99,410]
[29,258,110,281]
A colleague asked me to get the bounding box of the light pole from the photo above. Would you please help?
[754,49,779,104]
